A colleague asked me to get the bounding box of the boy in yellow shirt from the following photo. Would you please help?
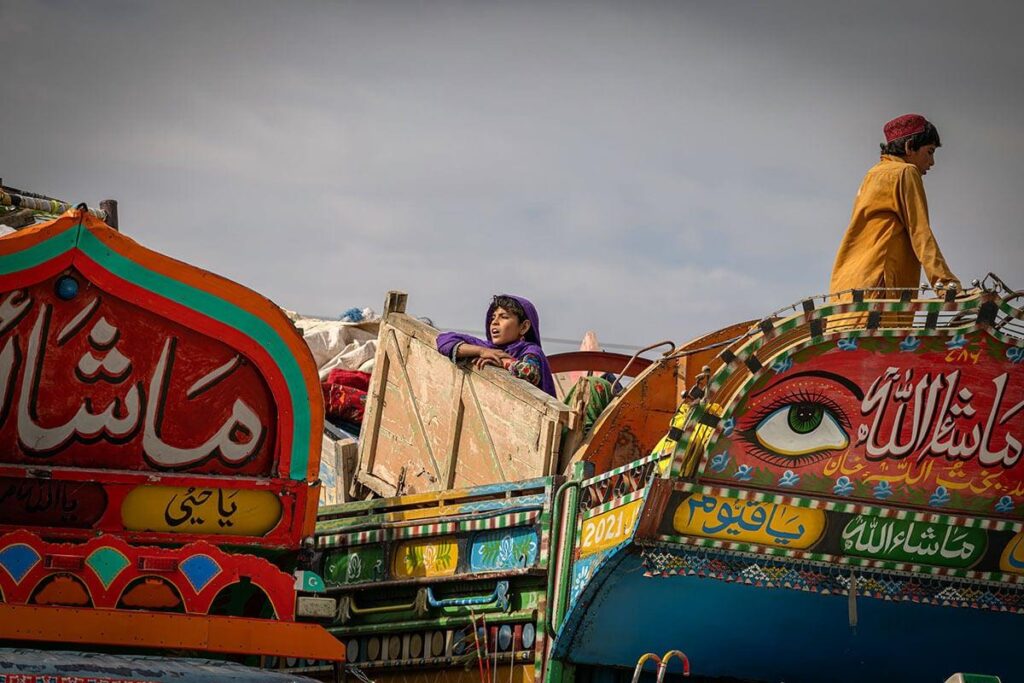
[830,114,960,300]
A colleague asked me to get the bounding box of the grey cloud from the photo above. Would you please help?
[2,0,1022,350]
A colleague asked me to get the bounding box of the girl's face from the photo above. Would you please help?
[489,307,530,345]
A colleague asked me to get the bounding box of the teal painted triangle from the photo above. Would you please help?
[86,547,129,589]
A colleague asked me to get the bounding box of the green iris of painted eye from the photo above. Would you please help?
[787,404,824,434]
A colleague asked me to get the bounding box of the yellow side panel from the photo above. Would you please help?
[122,485,282,536]
[672,493,825,549]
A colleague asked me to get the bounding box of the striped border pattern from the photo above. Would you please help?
[317,510,541,549]
[582,451,663,488]
[580,488,648,521]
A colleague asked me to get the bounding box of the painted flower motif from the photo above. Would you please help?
[837,337,858,351]
[733,464,753,482]
[1006,347,1024,364]
[929,486,951,507]
[872,481,893,500]
[778,470,800,487]
[771,355,793,374]
[995,496,1015,513]
[946,334,968,350]
[832,476,854,496]
[570,562,593,601]
[709,451,730,473]
[721,418,736,437]
[899,336,921,352]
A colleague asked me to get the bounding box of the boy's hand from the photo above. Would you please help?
[474,348,513,370]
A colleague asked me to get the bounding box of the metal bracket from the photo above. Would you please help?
[335,589,429,624]
[425,580,510,612]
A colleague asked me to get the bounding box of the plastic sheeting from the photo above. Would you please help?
[285,311,379,379]
[285,311,380,505]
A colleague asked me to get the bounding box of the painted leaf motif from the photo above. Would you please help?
[346,553,362,582]
[478,540,500,566]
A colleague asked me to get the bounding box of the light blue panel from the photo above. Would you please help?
[469,527,539,571]
[555,552,1022,682]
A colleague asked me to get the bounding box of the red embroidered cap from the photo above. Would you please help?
[884,114,928,143]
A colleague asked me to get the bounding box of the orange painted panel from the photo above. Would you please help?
[0,603,346,661]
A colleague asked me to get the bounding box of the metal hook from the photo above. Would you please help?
[657,650,691,681]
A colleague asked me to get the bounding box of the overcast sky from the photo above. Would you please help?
[3,0,1022,351]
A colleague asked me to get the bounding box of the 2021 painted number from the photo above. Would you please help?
[579,499,642,556]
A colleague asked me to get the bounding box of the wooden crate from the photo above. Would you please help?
[354,292,575,497]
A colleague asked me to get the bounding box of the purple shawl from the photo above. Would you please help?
[436,294,557,397]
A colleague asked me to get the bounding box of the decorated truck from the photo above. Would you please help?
[7,204,1016,682]
[301,281,1022,682]
[0,209,345,675]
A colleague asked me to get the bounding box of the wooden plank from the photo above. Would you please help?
[355,470,398,499]
[387,313,436,344]
[383,290,408,316]
[463,374,506,482]
[337,439,358,504]
[542,418,559,476]
[387,328,443,483]
[354,329,392,498]
[444,370,465,489]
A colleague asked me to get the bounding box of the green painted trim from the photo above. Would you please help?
[552,462,589,633]
[545,657,575,683]
[0,223,79,275]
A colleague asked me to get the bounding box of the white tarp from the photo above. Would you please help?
[284,311,380,379]
[285,310,378,505]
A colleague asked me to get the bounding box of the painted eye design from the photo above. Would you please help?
[746,399,849,465]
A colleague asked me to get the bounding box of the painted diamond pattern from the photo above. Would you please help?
[86,547,130,589]
[180,554,221,592]
[0,543,41,584]
[937,586,964,602]
[740,564,770,584]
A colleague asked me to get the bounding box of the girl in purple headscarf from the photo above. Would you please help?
[436,294,556,397]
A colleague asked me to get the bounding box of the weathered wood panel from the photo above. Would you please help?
[355,292,572,497]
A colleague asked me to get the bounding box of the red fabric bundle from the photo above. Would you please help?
[322,370,372,424]
[326,369,371,392]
